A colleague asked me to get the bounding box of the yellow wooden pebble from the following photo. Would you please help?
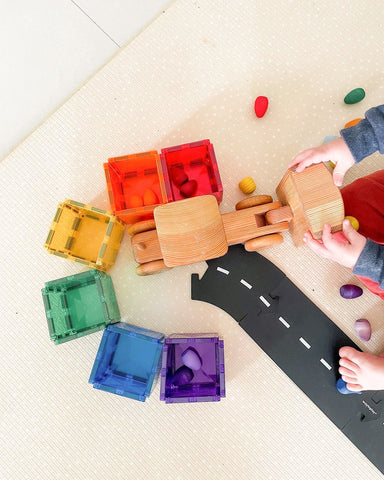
[345,215,359,231]
[238,176,256,194]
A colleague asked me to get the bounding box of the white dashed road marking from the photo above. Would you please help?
[278,316,290,328]
[215,268,333,377]
[320,358,332,370]
[299,337,311,349]
[217,267,229,275]
[259,296,270,307]
[240,279,252,289]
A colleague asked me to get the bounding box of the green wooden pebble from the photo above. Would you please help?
[344,88,365,104]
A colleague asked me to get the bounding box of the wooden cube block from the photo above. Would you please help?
[276,163,344,246]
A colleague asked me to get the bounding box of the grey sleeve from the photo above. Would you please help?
[353,239,384,289]
[340,104,384,163]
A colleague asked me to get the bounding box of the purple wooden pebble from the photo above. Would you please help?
[340,284,363,299]
[354,319,371,341]
[181,347,202,371]
[171,366,194,386]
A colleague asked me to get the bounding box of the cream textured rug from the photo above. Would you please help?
[2,1,384,479]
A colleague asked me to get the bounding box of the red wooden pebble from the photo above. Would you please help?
[180,179,197,198]
[254,96,269,118]
[170,167,188,187]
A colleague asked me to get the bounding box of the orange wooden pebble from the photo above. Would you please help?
[127,194,143,208]
[344,118,362,128]
[143,188,159,206]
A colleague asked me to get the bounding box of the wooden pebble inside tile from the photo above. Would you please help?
[179,179,197,197]
[127,194,143,208]
[143,188,158,206]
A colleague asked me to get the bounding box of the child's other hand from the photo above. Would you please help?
[303,219,366,269]
[288,138,355,187]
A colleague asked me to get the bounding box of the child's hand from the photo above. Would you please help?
[303,219,366,269]
[288,138,355,187]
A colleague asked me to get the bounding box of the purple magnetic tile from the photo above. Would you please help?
[159,334,225,404]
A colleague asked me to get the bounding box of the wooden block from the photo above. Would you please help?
[222,201,282,245]
[275,163,344,246]
[131,229,162,264]
[154,195,228,267]
[249,221,290,238]
[265,205,293,224]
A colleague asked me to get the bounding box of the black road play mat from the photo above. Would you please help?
[191,245,384,474]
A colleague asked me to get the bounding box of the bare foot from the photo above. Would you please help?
[339,347,384,391]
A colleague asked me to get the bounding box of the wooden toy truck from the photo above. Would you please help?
[128,163,344,275]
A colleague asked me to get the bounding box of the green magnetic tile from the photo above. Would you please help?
[42,270,120,344]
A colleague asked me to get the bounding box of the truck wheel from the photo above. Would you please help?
[244,233,284,251]
[127,219,156,236]
[136,260,172,275]
[235,195,273,210]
